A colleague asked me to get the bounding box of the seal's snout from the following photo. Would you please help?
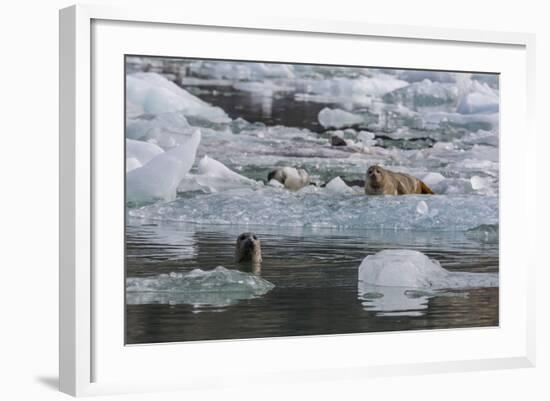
[235,232,262,264]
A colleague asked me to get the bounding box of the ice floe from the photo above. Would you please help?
[126,266,275,307]
[126,130,201,203]
[129,188,498,231]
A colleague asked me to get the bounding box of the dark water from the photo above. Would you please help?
[125,221,498,344]
[191,86,331,133]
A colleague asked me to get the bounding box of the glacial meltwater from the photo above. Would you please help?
[125,57,499,344]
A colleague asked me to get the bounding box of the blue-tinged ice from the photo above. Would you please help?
[318,107,365,129]
[126,130,201,203]
[126,266,275,307]
[126,72,230,123]
[358,250,498,288]
[126,139,164,172]
[358,249,498,316]
[177,155,261,193]
[129,188,498,231]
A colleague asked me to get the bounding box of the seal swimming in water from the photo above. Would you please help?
[235,232,262,264]
[364,165,435,195]
[267,167,310,190]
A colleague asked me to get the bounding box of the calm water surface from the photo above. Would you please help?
[125,220,498,344]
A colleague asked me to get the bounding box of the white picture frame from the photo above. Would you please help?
[59,3,536,397]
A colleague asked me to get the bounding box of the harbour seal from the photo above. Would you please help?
[235,232,262,264]
[364,165,435,195]
[267,167,310,190]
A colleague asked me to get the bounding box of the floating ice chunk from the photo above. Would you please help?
[462,129,499,147]
[422,111,498,131]
[126,99,145,118]
[325,176,356,194]
[178,155,259,193]
[470,175,489,191]
[416,200,429,215]
[126,139,164,166]
[456,81,499,114]
[126,266,275,307]
[126,73,230,123]
[267,179,284,188]
[318,108,365,128]
[432,142,454,151]
[198,155,256,183]
[422,172,446,187]
[384,80,459,109]
[431,178,473,195]
[471,73,499,88]
[126,130,201,203]
[309,75,408,99]
[126,157,142,173]
[126,111,191,143]
[358,250,498,289]
[189,61,295,80]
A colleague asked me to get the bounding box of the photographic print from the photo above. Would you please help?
[125,56,499,344]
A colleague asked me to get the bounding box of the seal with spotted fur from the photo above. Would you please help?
[267,167,310,190]
[235,232,262,264]
[364,165,434,195]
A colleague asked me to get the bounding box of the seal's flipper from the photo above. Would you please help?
[420,181,435,195]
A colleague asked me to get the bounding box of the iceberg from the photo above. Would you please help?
[318,107,365,128]
[126,72,230,123]
[126,130,201,203]
[126,266,275,307]
[358,250,498,289]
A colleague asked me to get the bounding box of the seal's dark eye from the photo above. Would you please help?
[252,235,257,240]
[239,234,245,240]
